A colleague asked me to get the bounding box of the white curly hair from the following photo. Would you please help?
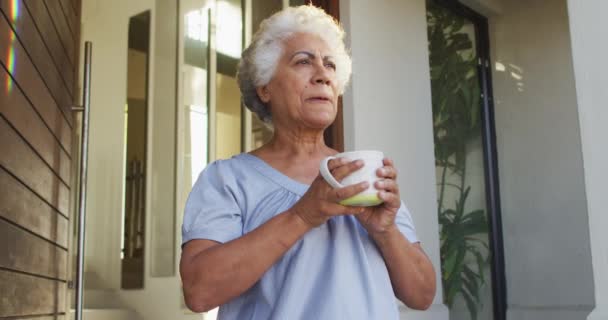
[237,5,352,124]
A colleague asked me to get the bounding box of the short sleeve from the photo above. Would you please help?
[395,201,419,243]
[181,161,243,246]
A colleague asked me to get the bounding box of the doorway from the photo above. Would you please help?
[426,1,506,320]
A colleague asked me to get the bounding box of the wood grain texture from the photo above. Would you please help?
[0,67,71,185]
[58,0,77,39]
[22,0,75,90]
[0,167,68,248]
[0,2,74,125]
[0,117,70,216]
[0,269,66,317]
[41,0,75,69]
[0,218,68,280]
[0,15,73,152]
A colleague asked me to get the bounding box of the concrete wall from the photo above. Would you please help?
[566,1,608,319]
[340,1,448,319]
[489,0,595,319]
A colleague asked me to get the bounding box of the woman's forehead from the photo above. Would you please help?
[283,33,333,56]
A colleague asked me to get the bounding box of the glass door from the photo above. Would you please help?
[426,1,506,320]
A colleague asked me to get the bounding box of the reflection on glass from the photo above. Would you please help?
[427,2,493,320]
[217,0,243,58]
[121,10,150,289]
[181,2,210,190]
[188,104,208,183]
[216,0,243,159]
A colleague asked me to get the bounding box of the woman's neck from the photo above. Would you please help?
[249,125,337,184]
[265,126,333,159]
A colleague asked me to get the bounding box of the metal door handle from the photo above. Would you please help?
[72,41,92,320]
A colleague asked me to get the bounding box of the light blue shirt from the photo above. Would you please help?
[182,153,419,320]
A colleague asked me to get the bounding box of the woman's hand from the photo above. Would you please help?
[290,158,368,228]
[355,158,402,237]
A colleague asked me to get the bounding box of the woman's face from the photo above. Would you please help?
[257,33,339,130]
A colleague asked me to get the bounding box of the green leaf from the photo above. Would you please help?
[461,289,479,320]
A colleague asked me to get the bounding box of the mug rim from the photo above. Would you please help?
[334,150,384,158]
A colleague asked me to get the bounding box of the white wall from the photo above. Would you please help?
[489,0,595,319]
[340,1,448,319]
[566,1,608,319]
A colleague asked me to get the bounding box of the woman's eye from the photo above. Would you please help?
[325,62,336,70]
[297,59,311,65]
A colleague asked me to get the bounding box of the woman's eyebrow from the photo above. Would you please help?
[290,51,335,61]
[291,51,315,59]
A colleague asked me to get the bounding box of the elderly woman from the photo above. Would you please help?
[180,5,436,319]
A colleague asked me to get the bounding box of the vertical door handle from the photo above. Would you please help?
[72,41,92,320]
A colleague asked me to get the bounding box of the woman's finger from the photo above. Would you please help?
[375,179,399,194]
[331,159,364,181]
[330,181,369,203]
[327,157,348,171]
[322,202,364,216]
[378,191,401,209]
[377,165,398,179]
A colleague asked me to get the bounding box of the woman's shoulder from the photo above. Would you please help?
[198,153,254,181]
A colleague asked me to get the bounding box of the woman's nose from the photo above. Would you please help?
[312,64,332,85]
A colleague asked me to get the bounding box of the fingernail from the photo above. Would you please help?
[356,159,364,166]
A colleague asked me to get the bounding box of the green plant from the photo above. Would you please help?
[427,2,490,319]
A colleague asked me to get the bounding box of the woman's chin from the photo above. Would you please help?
[303,115,335,129]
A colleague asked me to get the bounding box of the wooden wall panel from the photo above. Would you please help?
[0,0,74,125]
[0,270,66,317]
[0,66,71,184]
[23,0,75,90]
[0,0,79,317]
[0,219,67,280]
[59,0,77,38]
[0,16,72,154]
[0,117,70,216]
[0,168,68,248]
[41,0,75,69]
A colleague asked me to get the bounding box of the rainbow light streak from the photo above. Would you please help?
[11,0,19,21]
[5,33,16,93]
[5,0,19,93]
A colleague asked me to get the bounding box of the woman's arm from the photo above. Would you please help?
[355,158,437,309]
[180,158,367,313]
[370,227,436,310]
[180,209,311,313]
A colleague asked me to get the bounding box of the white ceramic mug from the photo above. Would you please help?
[319,150,385,207]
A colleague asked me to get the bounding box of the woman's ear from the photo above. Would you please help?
[256,86,271,103]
